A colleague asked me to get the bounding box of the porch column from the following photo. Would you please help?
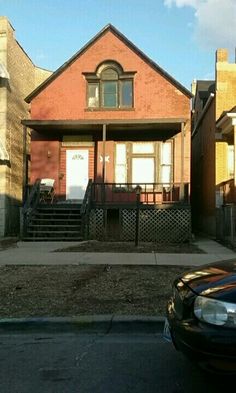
[102,124,107,183]
[180,122,185,200]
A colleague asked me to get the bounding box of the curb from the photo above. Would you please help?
[0,315,165,334]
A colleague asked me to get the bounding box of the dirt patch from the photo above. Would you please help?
[55,240,204,253]
[0,265,191,318]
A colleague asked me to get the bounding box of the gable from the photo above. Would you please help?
[28,25,191,120]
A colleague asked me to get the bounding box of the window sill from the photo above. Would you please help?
[85,107,135,112]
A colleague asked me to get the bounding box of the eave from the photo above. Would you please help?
[22,118,187,139]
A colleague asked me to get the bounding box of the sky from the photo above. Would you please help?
[1,0,236,90]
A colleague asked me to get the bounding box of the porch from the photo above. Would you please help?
[21,118,191,242]
[21,179,191,242]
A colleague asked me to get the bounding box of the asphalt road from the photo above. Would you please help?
[0,330,233,393]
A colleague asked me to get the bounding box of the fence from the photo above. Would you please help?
[216,204,236,247]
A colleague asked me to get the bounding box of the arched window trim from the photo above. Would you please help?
[84,61,136,110]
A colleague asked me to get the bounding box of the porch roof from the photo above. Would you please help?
[22,118,186,135]
[216,109,236,134]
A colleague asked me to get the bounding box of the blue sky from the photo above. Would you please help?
[1,0,236,90]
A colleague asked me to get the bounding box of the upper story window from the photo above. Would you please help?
[84,61,135,110]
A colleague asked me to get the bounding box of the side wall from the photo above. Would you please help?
[215,49,236,120]
[191,98,216,235]
[0,17,52,236]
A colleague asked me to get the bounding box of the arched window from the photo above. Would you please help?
[85,62,135,109]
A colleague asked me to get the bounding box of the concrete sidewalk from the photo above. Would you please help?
[0,237,235,266]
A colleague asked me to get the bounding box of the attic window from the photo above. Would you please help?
[85,61,135,110]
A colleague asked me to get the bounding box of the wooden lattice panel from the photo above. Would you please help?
[121,208,191,243]
[89,209,104,240]
[120,209,136,241]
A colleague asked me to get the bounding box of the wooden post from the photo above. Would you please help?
[102,124,106,183]
[135,186,142,246]
[180,122,185,201]
[102,124,107,239]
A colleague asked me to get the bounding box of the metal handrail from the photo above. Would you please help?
[80,179,93,239]
[20,179,41,238]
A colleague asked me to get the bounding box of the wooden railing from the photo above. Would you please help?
[91,182,189,206]
[218,179,235,205]
[20,179,41,238]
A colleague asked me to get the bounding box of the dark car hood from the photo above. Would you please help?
[180,260,236,302]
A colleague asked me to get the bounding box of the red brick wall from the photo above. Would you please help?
[31,135,95,197]
[30,133,60,193]
[30,30,190,121]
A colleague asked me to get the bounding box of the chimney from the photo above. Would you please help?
[216,48,228,63]
[191,79,197,95]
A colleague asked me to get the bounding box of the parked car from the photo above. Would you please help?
[164,260,236,372]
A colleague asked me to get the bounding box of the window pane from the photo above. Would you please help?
[121,80,132,107]
[116,144,126,164]
[88,83,99,107]
[102,81,117,107]
[160,165,171,184]
[102,68,118,80]
[132,143,154,154]
[132,158,154,183]
[115,164,127,183]
[161,142,172,164]
[228,145,234,178]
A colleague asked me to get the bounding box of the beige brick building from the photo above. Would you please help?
[192,49,236,236]
[0,16,51,236]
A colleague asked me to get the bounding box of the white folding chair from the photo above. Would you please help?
[39,178,55,203]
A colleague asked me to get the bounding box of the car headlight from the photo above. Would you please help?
[194,296,236,327]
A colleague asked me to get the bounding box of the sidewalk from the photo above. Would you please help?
[0,237,235,266]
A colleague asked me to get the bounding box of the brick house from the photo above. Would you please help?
[22,24,192,242]
[0,16,51,237]
[192,49,236,240]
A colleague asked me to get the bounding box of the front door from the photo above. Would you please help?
[66,149,89,200]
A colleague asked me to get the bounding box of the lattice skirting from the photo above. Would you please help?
[89,209,104,240]
[121,208,191,243]
[88,207,191,243]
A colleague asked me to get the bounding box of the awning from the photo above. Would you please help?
[0,63,10,79]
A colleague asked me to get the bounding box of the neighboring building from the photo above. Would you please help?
[0,16,51,237]
[22,24,192,242]
[192,49,236,238]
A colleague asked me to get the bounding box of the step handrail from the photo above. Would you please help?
[20,179,41,238]
[80,179,93,239]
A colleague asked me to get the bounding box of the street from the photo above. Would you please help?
[0,330,233,393]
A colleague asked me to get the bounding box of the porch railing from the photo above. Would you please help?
[91,182,189,206]
[218,179,235,205]
[216,204,236,247]
[20,179,41,238]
